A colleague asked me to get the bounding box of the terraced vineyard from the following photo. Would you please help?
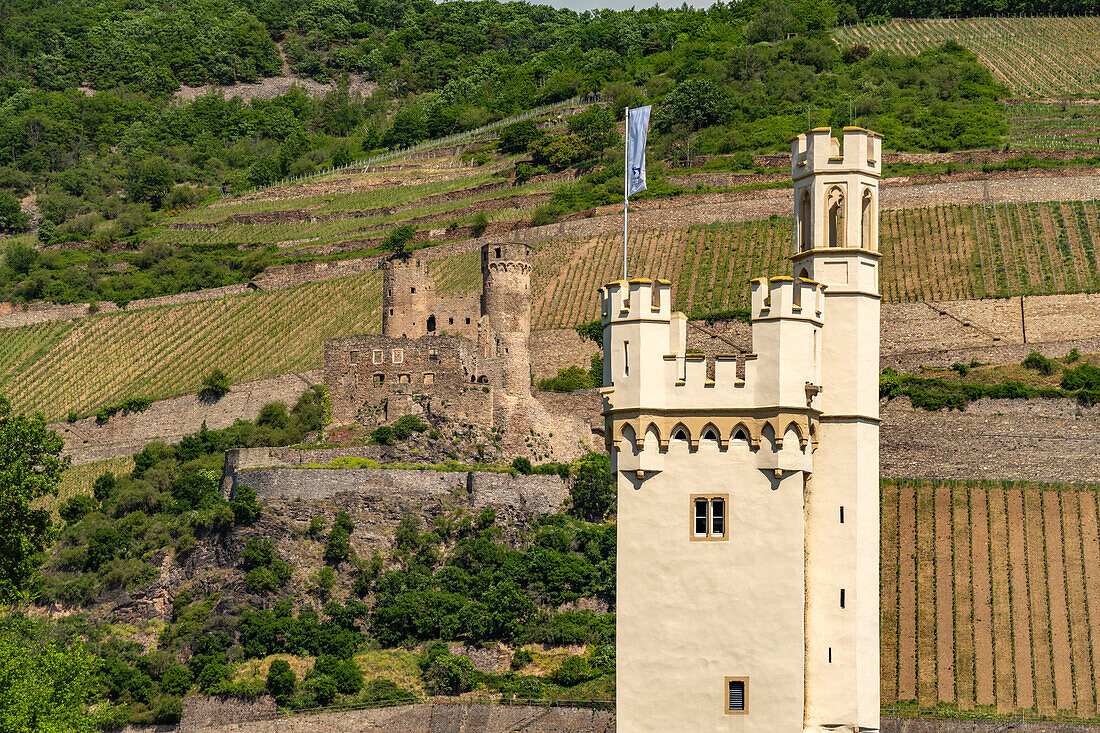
[523,200,1100,327]
[835,17,1100,98]
[1007,100,1100,151]
[0,274,380,422]
[50,457,135,513]
[881,479,1100,720]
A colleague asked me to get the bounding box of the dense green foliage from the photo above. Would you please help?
[853,0,1100,19]
[0,615,114,731]
[41,388,325,606]
[0,397,68,603]
[0,0,1013,305]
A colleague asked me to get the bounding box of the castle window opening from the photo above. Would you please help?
[840,506,844,523]
[465,317,471,325]
[448,317,454,325]
[840,589,846,608]
[725,679,746,713]
[392,349,404,364]
[861,189,874,249]
[427,315,436,332]
[372,349,384,364]
[692,496,727,540]
[389,309,394,316]
[732,428,748,442]
[495,247,501,257]
[827,186,846,248]
[799,191,811,251]
[349,350,359,363]
[429,348,438,361]
[701,428,718,443]
[411,287,416,294]
[623,341,629,376]
[424,373,434,385]
[399,373,410,384]
[373,373,384,387]
[828,648,832,663]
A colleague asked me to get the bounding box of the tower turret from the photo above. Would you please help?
[479,241,532,395]
[381,258,435,338]
[791,127,881,732]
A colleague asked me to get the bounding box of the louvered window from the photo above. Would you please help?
[727,679,745,712]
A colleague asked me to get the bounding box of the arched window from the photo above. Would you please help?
[827,186,846,248]
[427,315,436,332]
[799,190,812,252]
[672,428,689,443]
[701,427,718,443]
[861,189,874,249]
[732,428,749,442]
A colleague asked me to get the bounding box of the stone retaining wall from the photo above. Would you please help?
[233,467,569,515]
[177,701,613,733]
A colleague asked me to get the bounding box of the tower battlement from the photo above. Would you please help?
[600,278,673,324]
[751,276,826,321]
[791,127,882,180]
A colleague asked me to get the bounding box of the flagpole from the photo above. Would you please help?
[623,105,629,280]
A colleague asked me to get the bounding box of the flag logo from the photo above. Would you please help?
[627,106,651,197]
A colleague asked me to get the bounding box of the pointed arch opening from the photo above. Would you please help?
[619,424,637,455]
[671,425,690,445]
[861,188,874,249]
[427,315,436,332]
[799,190,812,252]
[644,424,661,453]
[731,426,749,443]
[826,186,846,248]
[700,424,719,448]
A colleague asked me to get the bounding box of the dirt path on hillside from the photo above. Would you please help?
[971,487,996,707]
[935,484,957,703]
[899,482,919,700]
[1006,489,1035,711]
[1044,491,1077,712]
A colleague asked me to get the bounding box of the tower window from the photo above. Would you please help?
[495,247,501,257]
[840,589,846,608]
[372,373,384,387]
[840,506,845,523]
[424,373,434,385]
[465,318,471,324]
[411,287,416,294]
[623,341,629,377]
[691,495,728,541]
[392,349,404,364]
[349,350,359,363]
[449,317,454,325]
[725,678,747,714]
[829,648,832,663]
[372,349,384,365]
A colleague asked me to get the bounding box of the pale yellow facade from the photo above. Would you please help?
[605,128,882,732]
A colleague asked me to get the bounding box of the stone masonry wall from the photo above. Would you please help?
[881,397,1100,483]
[180,701,613,733]
[233,467,569,515]
[180,696,277,731]
[53,371,320,466]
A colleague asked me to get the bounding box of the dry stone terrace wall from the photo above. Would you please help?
[53,371,320,466]
[232,466,569,516]
[881,397,1100,483]
[176,700,614,733]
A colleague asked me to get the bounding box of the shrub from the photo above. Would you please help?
[498,120,543,154]
[361,678,416,704]
[950,362,970,376]
[531,204,562,226]
[538,365,595,392]
[1022,351,1057,375]
[196,662,230,693]
[257,402,289,430]
[311,655,362,695]
[160,665,192,696]
[510,647,534,671]
[324,512,354,565]
[60,494,99,523]
[424,650,476,695]
[308,515,326,540]
[511,457,532,475]
[313,566,336,598]
[230,485,262,524]
[267,659,296,704]
[0,191,30,234]
[1063,363,1100,391]
[380,225,416,256]
[200,369,231,400]
[551,654,594,686]
[370,425,394,445]
[1067,348,1082,363]
[392,414,429,440]
[569,453,615,522]
[470,210,490,237]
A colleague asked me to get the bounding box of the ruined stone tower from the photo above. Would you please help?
[381,258,436,338]
[479,242,533,396]
[605,128,881,732]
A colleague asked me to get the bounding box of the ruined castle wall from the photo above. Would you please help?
[529,329,599,381]
[880,397,1100,483]
[53,371,320,466]
[235,466,568,514]
[323,334,489,426]
[429,295,480,341]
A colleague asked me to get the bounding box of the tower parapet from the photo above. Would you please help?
[381,258,435,338]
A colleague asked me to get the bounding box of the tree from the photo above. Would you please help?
[266,659,296,704]
[199,369,231,401]
[380,225,416,256]
[0,397,68,602]
[569,452,615,523]
[0,617,114,731]
[498,120,542,154]
[0,192,29,235]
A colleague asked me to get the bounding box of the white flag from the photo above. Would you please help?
[627,105,651,197]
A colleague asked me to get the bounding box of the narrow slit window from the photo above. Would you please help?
[623,341,629,377]
[828,648,832,663]
[840,506,844,523]
[840,589,846,608]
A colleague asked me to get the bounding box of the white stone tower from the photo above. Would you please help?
[604,127,881,732]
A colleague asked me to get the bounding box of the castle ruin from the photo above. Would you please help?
[323,242,594,459]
